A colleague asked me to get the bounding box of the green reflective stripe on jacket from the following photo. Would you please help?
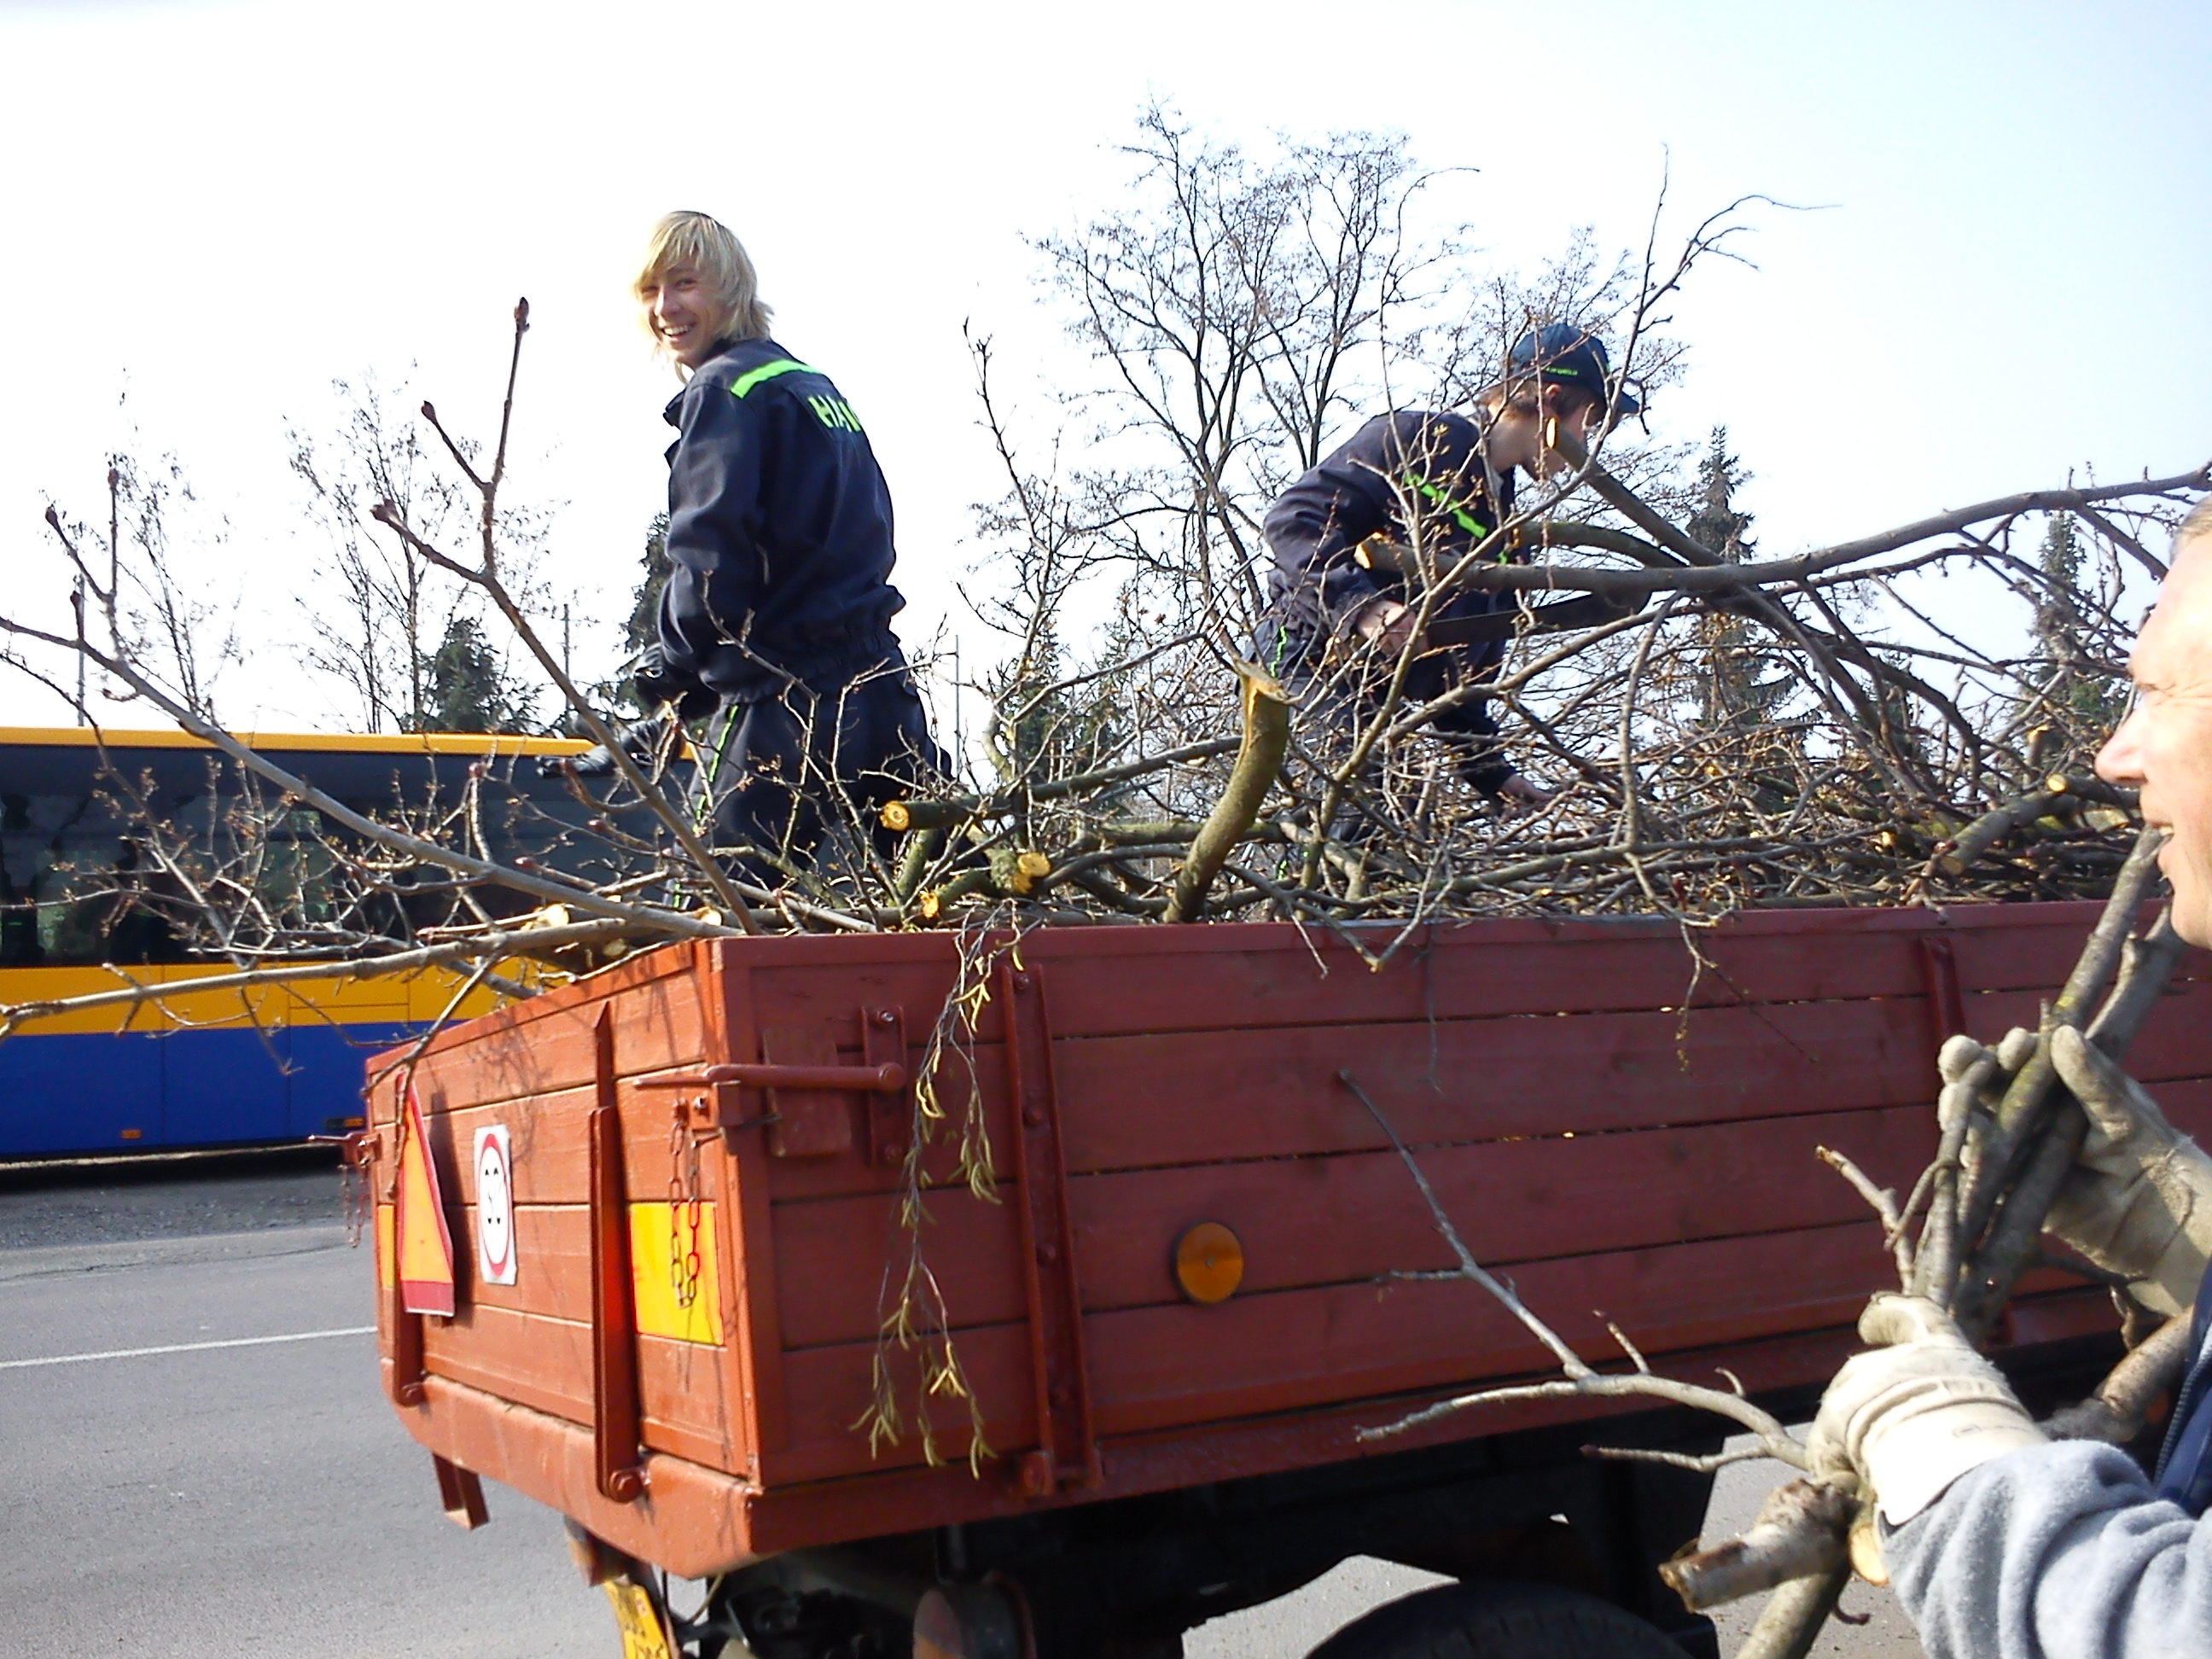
[730,358,818,398]
[1402,472,1489,540]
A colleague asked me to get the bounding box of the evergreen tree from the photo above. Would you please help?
[2031,512,2124,732]
[591,514,678,720]
[1690,428,1784,731]
[626,514,672,657]
[1688,426,1755,562]
[415,614,537,734]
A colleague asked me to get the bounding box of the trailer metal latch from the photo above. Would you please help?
[638,1061,906,1093]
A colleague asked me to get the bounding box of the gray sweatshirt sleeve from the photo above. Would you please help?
[1885,1439,2212,1658]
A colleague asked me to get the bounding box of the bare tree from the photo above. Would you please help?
[288,372,551,734]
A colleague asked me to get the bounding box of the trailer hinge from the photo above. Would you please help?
[639,1020,910,1160]
[998,961,1100,1497]
[1918,934,1967,1044]
[590,1006,648,1504]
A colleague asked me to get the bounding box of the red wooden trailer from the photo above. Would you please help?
[365,901,2212,1659]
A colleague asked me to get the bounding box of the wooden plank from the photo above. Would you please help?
[1057,988,2212,1178]
[1086,1221,1889,1439]
[754,987,2212,1205]
[366,944,695,1091]
[451,1202,729,1337]
[399,966,709,1115]
[1022,920,2093,1039]
[2146,1075,2212,1140]
[772,1185,1024,1353]
[766,1103,1936,1352]
[412,1086,730,1208]
[739,1288,2121,1557]
[732,909,2191,1051]
[390,981,2212,1211]
[1056,999,1929,1176]
[761,1220,1890,1483]
[765,1319,1039,1484]
[420,1301,745,1473]
[403,1375,766,1581]
[1967,986,2212,1084]
[1066,1104,1938,1313]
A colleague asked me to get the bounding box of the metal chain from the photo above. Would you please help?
[668,1105,704,1309]
[683,1130,704,1310]
[667,1109,690,1305]
[340,1132,370,1249]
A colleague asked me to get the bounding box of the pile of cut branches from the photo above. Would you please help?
[2,118,2204,1024]
[2,297,2198,1039]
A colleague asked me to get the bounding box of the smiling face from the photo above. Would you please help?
[638,261,727,370]
[2097,531,2212,945]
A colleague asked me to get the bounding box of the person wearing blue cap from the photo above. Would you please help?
[1258,323,1638,813]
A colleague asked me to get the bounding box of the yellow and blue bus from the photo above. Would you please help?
[0,725,597,1158]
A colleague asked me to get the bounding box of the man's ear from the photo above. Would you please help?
[1537,382,1598,421]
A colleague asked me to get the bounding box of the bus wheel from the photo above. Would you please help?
[1305,1580,1688,1659]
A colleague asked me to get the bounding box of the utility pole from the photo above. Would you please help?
[73,574,86,723]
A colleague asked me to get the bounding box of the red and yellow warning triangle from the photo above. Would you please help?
[394,1083,457,1318]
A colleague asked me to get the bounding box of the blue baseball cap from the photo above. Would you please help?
[1508,323,1641,416]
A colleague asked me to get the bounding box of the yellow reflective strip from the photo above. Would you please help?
[376,1202,397,1289]
[730,358,818,398]
[629,1202,724,1345]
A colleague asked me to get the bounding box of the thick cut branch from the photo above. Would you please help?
[1164,664,1291,923]
[1934,789,2075,876]
[2043,1314,2194,1444]
[1660,1479,1853,1612]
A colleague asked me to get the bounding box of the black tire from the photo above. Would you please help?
[1305,1580,1688,1659]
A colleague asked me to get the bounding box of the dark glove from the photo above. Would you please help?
[538,714,673,779]
[633,643,718,722]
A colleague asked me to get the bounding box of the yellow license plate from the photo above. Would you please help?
[604,1578,676,1659]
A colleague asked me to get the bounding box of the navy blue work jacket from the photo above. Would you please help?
[1261,409,1520,665]
[655,336,906,702]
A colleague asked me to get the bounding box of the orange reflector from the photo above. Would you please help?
[1173,1221,1244,1304]
[119,1128,143,1140]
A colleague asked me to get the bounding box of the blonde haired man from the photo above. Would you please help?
[608,211,946,881]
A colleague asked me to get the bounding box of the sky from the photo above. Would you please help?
[1,0,2205,735]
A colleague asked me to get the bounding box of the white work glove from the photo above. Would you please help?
[1809,1295,2046,1528]
[2046,1024,2212,1317]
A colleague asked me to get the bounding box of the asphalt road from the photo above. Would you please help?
[0,1155,1924,1659]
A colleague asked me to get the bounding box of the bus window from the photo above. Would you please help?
[32,836,181,967]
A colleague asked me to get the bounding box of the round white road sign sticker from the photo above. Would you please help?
[474,1126,518,1286]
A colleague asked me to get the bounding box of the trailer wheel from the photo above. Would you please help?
[1305,1580,1687,1659]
